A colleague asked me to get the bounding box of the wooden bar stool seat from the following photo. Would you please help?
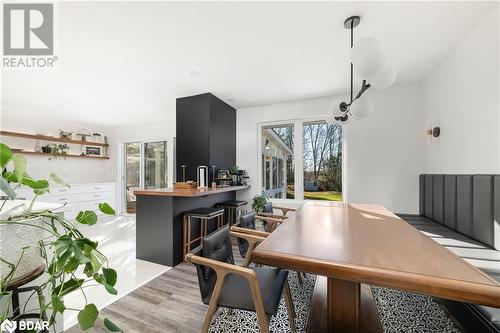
[6,264,48,333]
[216,200,248,226]
[183,207,225,260]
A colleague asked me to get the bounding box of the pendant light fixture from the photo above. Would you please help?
[332,16,397,123]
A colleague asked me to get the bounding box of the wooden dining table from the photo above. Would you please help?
[251,201,500,333]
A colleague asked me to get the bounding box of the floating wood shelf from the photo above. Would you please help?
[15,151,109,159]
[0,130,109,147]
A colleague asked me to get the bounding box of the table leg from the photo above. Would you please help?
[327,277,360,333]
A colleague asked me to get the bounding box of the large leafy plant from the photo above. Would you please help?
[0,143,121,332]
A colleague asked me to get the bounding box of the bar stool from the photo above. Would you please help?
[183,207,225,260]
[215,200,248,226]
[6,264,48,333]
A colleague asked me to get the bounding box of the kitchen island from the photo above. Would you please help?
[134,185,250,266]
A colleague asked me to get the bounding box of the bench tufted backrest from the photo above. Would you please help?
[419,174,500,250]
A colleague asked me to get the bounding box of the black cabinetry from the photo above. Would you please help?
[176,93,236,181]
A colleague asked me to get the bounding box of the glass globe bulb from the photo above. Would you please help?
[329,101,345,118]
[340,115,351,125]
[370,63,397,90]
[350,95,373,120]
[350,37,388,80]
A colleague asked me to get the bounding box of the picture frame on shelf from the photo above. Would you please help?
[85,146,102,156]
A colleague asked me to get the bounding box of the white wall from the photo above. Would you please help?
[421,6,500,174]
[0,115,112,183]
[0,108,177,211]
[103,117,176,212]
[103,118,176,185]
[237,84,424,213]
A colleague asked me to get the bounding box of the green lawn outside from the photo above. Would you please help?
[304,191,342,201]
[287,189,342,201]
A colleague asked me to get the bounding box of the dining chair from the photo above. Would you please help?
[261,202,296,218]
[257,203,297,231]
[232,211,271,266]
[234,211,306,285]
[185,226,296,333]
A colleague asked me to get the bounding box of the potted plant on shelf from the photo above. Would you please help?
[41,144,52,154]
[251,194,269,213]
[50,143,70,157]
[0,143,122,332]
[229,165,239,186]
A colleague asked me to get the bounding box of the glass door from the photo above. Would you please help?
[144,141,167,189]
[123,141,168,214]
[125,142,141,214]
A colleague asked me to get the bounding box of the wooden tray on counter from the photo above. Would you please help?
[174,182,197,189]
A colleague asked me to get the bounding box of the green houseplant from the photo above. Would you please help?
[0,143,121,332]
[229,165,239,186]
[50,144,70,156]
[251,194,269,213]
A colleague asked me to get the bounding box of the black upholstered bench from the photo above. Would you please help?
[399,174,500,332]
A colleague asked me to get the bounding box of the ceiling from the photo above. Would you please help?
[1,1,497,127]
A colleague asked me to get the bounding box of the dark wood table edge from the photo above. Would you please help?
[251,250,500,308]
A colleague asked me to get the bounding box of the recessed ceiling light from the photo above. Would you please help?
[190,70,200,77]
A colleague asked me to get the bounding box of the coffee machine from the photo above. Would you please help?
[216,169,232,187]
[234,169,248,186]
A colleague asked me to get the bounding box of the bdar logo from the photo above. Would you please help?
[0,319,17,333]
[3,3,53,55]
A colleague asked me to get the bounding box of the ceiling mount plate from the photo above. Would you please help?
[344,15,361,29]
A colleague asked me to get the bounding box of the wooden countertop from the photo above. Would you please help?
[134,185,250,197]
[252,201,500,308]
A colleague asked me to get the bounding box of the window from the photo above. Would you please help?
[125,143,141,213]
[123,141,168,214]
[260,119,342,202]
[261,124,294,199]
[264,158,271,190]
[303,121,342,201]
[145,141,167,189]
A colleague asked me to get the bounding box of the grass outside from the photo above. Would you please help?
[287,189,342,201]
[304,191,342,201]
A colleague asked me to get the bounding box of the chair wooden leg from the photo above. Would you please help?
[242,242,256,267]
[297,271,303,285]
[249,278,270,333]
[201,277,224,333]
[284,280,297,333]
[201,304,218,333]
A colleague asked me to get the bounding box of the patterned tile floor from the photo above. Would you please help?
[209,273,462,333]
[209,271,315,333]
[372,287,461,333]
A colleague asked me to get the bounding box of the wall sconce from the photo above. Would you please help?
[427,127,441,137]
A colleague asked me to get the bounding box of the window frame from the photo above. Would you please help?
[257,116,347,203]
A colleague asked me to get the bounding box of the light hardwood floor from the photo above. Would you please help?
[67,252,243,333]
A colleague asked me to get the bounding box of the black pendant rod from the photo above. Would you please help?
[337,15,362,122]
[350,19,354,104]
